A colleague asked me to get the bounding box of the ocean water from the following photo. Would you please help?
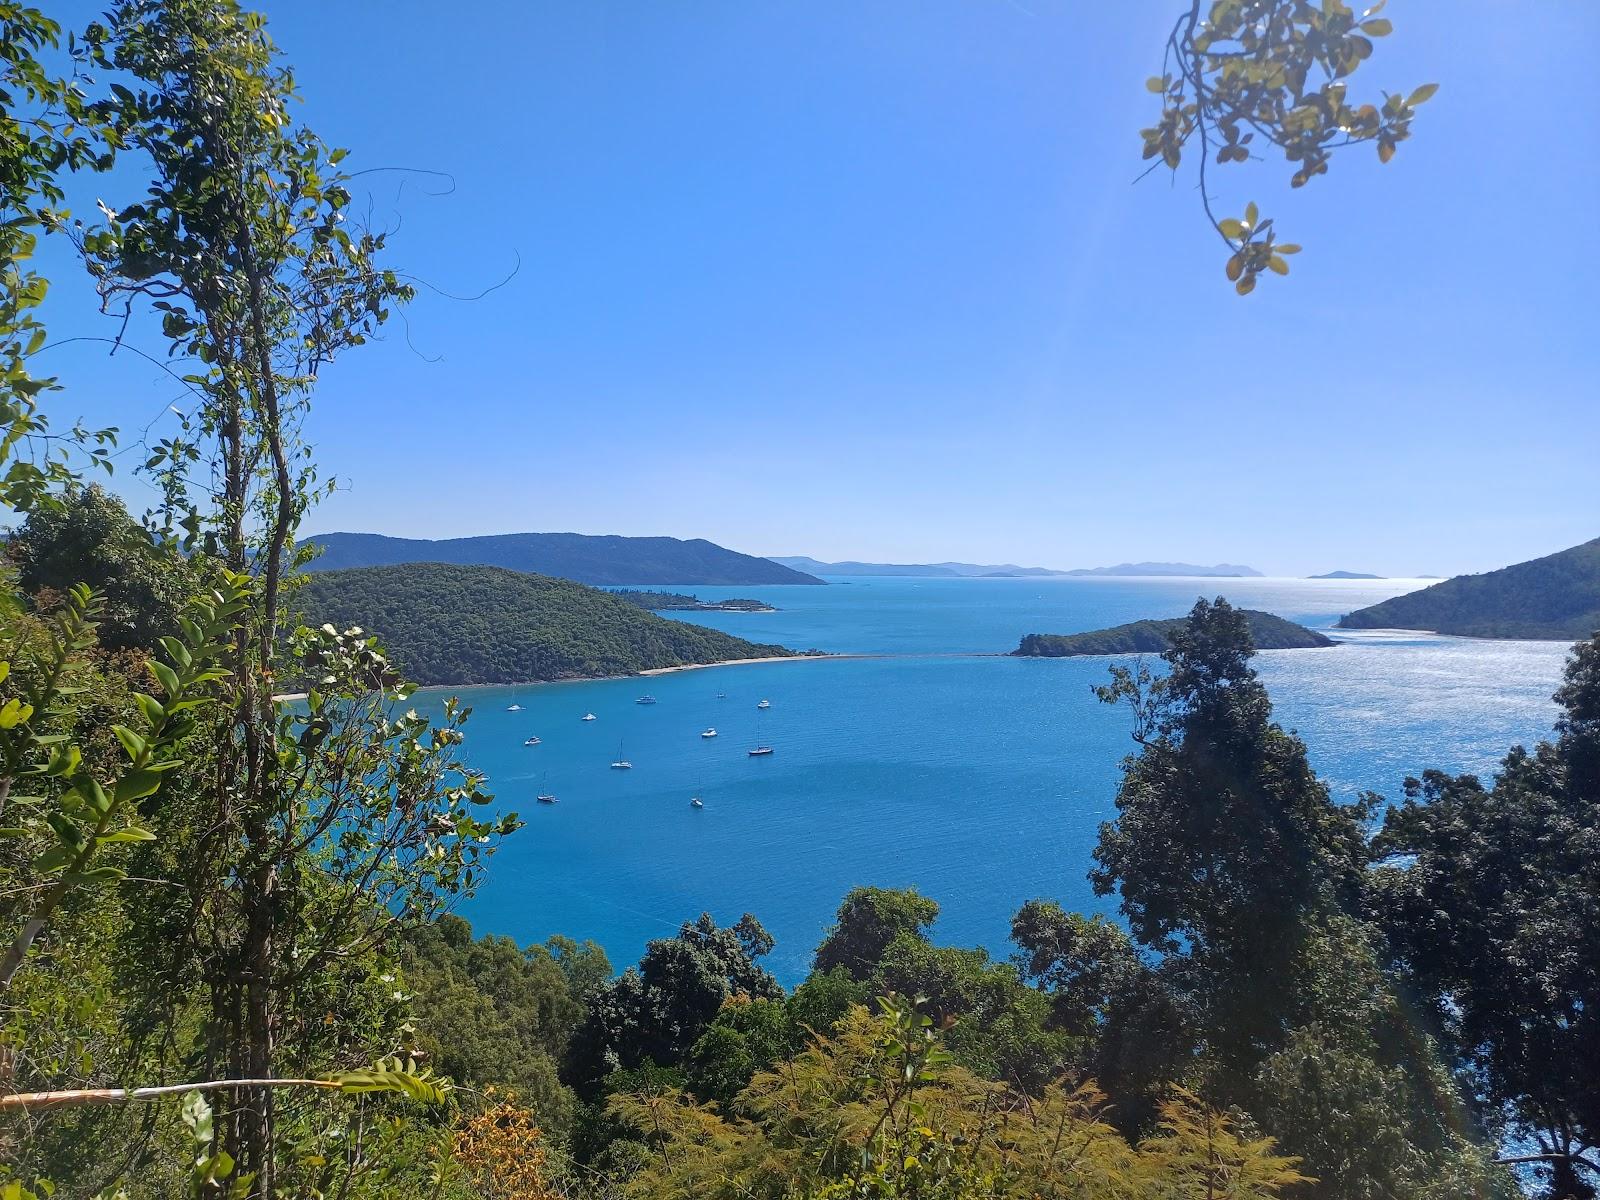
[415,577,1571,983]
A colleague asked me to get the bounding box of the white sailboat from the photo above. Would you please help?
[610,738,632,769]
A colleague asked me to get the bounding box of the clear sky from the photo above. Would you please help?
[35,1,1600,576]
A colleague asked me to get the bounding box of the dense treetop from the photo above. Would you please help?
[294,562,791,686]
[1338,536,1600,640]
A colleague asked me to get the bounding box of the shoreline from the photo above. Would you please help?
[272,652,863,701]
[637,653,863,676]
[269,650,1027,701]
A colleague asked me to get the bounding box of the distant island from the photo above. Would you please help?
[295,564,793,686]
[1338,536,1600,640]
[1014,609,1334,657]
[1061,561,1263,578]
[767,556,1263,578]
[769,556,1071,578]
[607,589,777,613]
[1311,570,1384,580]
[306,531,825,586]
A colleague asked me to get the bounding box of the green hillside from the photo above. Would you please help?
[1337,537,1600,639]
[1014,609,1334,656]
[295,563,791,686]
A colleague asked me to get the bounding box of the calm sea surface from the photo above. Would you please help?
[417,577,1570,983]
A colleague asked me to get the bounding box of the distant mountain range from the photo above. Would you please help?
[1311,571,1383,580]
[305,532,824,586]
[1060,561,1263,578]
[1338,536,1600,640]
[769,557,1262,579]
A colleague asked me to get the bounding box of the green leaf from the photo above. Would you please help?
[113,769,164,805]
[46,744,82,778]
[1267,255,1289,275]
[1407,82,1439,106]
[34,844,77,873]
[1217,218,1244,239]
[1360,18,1392,34]
[181,1089,214,1142]
[112,724,147,761]
[149,660,180,698]
[1244,201,1259,226]
[98,826,157,844]
[72,776,111,815]
[0,697,34,729]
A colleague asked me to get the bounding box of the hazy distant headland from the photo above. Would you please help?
[1311,570,1384,580]
[770,556,1263,579]
[768,556,1071,578]
[1014,609,1333,657]
[1338,536,1600,640]
[305,531,824,586]
[606,589,777,613]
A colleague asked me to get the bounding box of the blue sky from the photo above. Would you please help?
[36,1,1600,576]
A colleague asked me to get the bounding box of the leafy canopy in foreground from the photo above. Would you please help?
[1373,634,1600,1198]
[1144,0,1437,292]
[610,995,1308,1200]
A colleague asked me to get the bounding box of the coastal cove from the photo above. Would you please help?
[431,576,1571,983]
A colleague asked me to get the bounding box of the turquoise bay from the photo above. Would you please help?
[410,577,1569,983]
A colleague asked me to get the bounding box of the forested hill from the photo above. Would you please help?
[305,531,824,586]
[1014,609,1334,656]
[295,564,791,686]
[1337,536,1600,640]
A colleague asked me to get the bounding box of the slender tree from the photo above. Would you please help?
[74,2,517,1189]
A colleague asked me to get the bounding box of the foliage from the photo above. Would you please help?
[2,1,519,1191]
[0,572,248,991]
[1090,599,1371,978]
[569,914,783,1094]
[1015,609,1332,657]
[296,563,791,686]
[1337,536,1600,640]
[9,484,207,651]
[447,1097,562,1200]
[1010,902,1143,1038]
[399,914,610,1137]
[610,995,1308,1200]
[0,4,117,517]
[1371,634,1600,1197]
[1144,0,1436,292]
[814,886,941,979]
